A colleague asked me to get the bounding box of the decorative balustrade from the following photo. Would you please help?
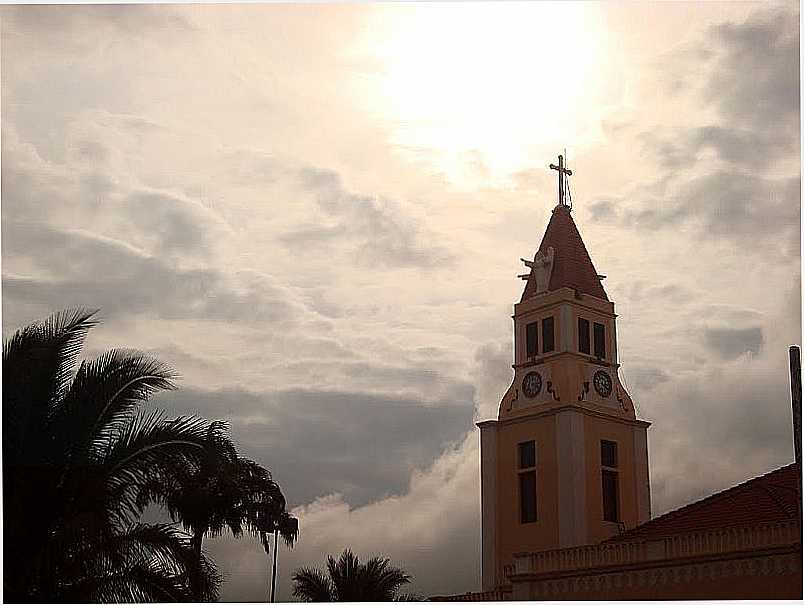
[513,520,800,576]
[662,521,798,559]
[430,587,513,601]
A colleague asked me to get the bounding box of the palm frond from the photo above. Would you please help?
[362,556,411,601]
[3,310,226,602]
[53,350,178,465]
[3,308,100,599]
[328,549,362,601]
[102,413,210,526]
[134,422,244,539]
[59,523,220,602]
[292,566,334,602]
[276,513,300,547]
[123,523,221,603]
[296,549,411,602]
[3,307,98,466]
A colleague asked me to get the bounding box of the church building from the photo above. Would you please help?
[432,156,801,601]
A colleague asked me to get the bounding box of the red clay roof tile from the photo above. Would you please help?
[606,463,801,543]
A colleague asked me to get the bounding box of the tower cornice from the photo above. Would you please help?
[490,402,651,430]
[512,351,619,371]
[515,287,614,318]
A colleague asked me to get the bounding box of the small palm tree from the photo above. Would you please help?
[292,549,413,602]
[261,510,300,601]
[3,309,221,602]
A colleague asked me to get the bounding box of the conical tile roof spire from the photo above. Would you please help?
[521,204,608,302]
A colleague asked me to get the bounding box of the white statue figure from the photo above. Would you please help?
[531,246,555,293]
[520,246,555,293]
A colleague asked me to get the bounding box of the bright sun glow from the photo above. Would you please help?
[364,2,613,186]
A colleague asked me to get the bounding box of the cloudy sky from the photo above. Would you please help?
[2,2,800,600]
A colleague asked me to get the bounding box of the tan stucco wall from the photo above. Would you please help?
[493,414,559,585]
[485,285,650,589]
[478,421,497,592]
[582,414,644,543]
[486,407,651,587]
[513,289,616,368]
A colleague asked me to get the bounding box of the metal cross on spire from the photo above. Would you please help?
[549,154,573,207]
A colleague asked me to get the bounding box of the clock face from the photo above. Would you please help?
[593,370,613,398]
[522,371,542,398]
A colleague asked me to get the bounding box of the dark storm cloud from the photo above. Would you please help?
[1,223,300,327]
[280,167,454,269]
[646,126,794,171]
[667,171,796,237]
[1,125,230,255]
[647,6,799,171]
[125,191,221,257]
[604,5,801,259]
[706,7,799,133]
[592,171,800,257]
[156,386,475,507]
[588,199,618,222]
[1,126,293,330]
[625,365,670,393]
[703,326,764,360]
[340,362,475,396]
[689,127,790,169]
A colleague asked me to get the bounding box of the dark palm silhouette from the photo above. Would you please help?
[3,309,221,602]
[263,510,301,601]
[137,431,299,598]
[292,549,413,602]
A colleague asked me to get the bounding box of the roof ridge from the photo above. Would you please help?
[607,462,799,542]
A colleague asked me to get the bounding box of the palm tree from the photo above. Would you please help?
[292,549,413,602]
[137,431,300,599]
[261,510,300,601]
[3,309,221,602]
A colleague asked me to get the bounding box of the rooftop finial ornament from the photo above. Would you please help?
[549,153,573,209]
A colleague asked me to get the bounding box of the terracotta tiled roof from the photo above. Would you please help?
[520,204,608,302]
[606,463,801,543]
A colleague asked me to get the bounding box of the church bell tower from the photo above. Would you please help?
[478,156,651,591]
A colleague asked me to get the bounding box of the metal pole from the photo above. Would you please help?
[270,528,279,603]
[789,345,802,544]
[790,344,803,565]
[790,345,801,467]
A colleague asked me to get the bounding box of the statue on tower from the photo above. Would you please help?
[520,247,554,293]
